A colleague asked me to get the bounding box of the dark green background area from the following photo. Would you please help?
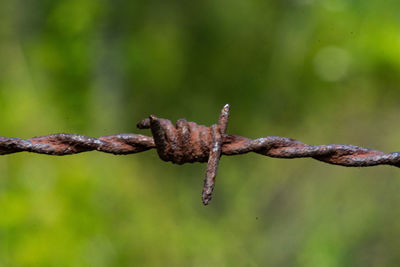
[1,0,400,266]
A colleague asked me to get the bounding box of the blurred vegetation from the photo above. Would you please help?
[1,0,400,266]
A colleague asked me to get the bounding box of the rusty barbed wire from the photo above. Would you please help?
[1,104,400,205]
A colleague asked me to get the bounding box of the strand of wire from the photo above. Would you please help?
[2,104,399,205]
[1,133,399,168]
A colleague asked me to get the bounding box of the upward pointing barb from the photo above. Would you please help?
[1,104,400,205]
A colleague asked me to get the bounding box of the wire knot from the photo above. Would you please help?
[137,104,230,204]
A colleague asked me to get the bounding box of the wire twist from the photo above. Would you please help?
[1,104,399,205]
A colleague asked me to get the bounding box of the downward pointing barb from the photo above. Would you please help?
[202,104,230,205]
[136,104,230,204]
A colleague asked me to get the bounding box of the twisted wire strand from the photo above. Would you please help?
[0,134,155,155]
[1,104,399,205]
[1,133,399,167]
[222,135,400,167]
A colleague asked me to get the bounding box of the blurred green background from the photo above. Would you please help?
[1,0,400,266]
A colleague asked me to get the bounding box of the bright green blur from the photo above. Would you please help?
[1,0,400,266]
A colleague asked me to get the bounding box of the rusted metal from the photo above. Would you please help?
[202,104,229,205]
[1,104,400,205]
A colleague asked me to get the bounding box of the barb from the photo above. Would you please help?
[1,104,399,205]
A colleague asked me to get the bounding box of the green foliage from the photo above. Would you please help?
[1,0,400,266]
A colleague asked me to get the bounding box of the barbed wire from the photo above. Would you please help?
[1,104,399,205]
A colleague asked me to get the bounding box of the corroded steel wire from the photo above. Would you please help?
[1,133,399,167]
[1,104,399,204]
